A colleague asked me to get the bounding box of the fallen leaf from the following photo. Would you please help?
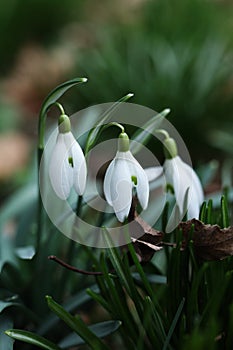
[130,214,163,263]
[179,219,233,261]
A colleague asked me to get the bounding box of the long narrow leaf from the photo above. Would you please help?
[162,298,185,350]
[130,108,170,155]
[221,195,229,228]
[5,329,61,350]
[59,320,121,348]
[38,285,99,335]
[85,92,134,153]
[46,296,109,350]
[38,77,87,149]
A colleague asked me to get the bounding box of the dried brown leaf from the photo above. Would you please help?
[179,219,233,261]
[130,214,163,263]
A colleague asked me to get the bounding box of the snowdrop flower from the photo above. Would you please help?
[144,131,204,220]
[49,114,87,200]
[104,131,149,222]
[162,131,204,219]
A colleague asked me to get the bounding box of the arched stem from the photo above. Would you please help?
[155,129,170,139]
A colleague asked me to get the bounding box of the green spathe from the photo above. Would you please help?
[118,132,130,152]
[58,114,71,134]
[163,137,178,159]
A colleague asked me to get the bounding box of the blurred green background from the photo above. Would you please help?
[0,0,233,195]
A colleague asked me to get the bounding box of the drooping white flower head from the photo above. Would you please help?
[49,114,87,200]
[162,131,204,219]
[103,132,149,222]
[144,131,204,222]
[164,156,204,219]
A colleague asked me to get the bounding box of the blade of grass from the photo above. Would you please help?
[221,195,229,227]
[85,92,134,153]
[127,242,167,341]
[199,201,207,223]
[131,108,170,155]
[46,296,109,350]
[162,298,185,350]
[206,199,213,224]
[5,329,62,350]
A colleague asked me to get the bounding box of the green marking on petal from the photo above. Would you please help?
[131,175,137,186]
[166,183,174,194]
[68,157,74,167]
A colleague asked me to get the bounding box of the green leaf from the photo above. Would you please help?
[0,315,14,350]
[38,77,87,149]
[130,108,170,155]
[162,298,185,350]
[5,329,61,350]
[103,231,131,294]
[59,320,121,348]
[38,285,99,335]
[221,195,229,228]
[132,272,167,285]
[40,77,87,116]
[206,199,213,225]
[199,201,207,222]
[85,92,134,153]
[46,295,109,350]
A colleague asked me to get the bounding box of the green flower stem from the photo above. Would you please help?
[98,122,129,152]
[156,129,170,139]
[87,121,125,152]
[106,122,125,133]
[100,122,125,137]
[38,102,65,154]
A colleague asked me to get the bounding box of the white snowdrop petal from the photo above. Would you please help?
[116,150,150,212]
[71,140,87,195]
[164,157,185,213]
[49,134,72,199]
[104,150,150,222]
[144,166,163,182]
[103,159,116,206]
[175,156,204,218]
[63,131,76,149]
[177,159,204,206]
[187,198,201,219]
[166,156,204,219]
[133,164,149,210]
[110,158,132,222]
